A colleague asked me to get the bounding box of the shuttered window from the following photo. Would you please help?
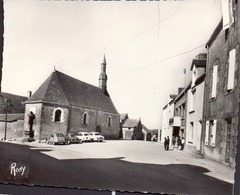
[205,121,209,145]
[227,49,236,90]
[210,120,217,147]
[212,65,218,98]
[222,0,234,30]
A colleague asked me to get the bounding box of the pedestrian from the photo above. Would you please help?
[166,136,170,151]
[172,136,176,149]
[181,137,185,150]
[177,136,181,150]
[164,137,167,150]
[151,134,156,142]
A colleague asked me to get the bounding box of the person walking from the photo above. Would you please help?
[164,137,167,150]
[181,137,185,150]
[177,136,181,150]
[172,136,176,150]
[166,136,170,151]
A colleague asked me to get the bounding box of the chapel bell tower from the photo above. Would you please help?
[99,55,108,94]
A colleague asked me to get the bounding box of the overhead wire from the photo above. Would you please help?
[112,32,226,80]
[106,1,188,55]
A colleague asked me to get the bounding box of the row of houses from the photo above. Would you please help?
[161,0,240,168]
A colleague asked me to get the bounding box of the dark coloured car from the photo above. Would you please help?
[64,133,81,144]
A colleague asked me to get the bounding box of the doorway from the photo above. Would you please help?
[225,118,232,163]
[96,125,102,134]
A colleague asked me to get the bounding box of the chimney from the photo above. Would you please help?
[28,91,32,98]
[195,53,207,60]
[178,88,184,95]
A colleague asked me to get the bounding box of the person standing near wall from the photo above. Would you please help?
[164,137,167,150]
[181,137,185,150]
[177,136,181,150]
[172,136,176,150]
[166,136,170,151]
[28,111,35,139]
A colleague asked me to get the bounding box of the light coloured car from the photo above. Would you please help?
[64,133,81,144]
[89,132,104,142]
[47,133,65,145]
[76,132,90,142]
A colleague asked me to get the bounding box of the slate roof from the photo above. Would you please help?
[0,113,24,122]
[120,113,128,121]
[0,92,27,114]
[190,59,207,71]
[26,71,119,114]
[194,73,206,86]
[169,94,177,99]
[206,18,223,48]
[122,119,140,128]
[142,124,149,131]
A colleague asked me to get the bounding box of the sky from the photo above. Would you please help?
[2,0,222,129]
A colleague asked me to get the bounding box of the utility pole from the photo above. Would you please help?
[3,96,9,141]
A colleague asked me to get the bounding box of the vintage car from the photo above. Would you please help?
[47,133,65,145]
[89,132,104,142]
[76,132,90,142]
[64,133,81,144]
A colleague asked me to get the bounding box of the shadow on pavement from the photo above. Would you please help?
[0,142,233,195]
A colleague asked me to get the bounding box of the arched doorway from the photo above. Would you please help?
[96,125,102,134]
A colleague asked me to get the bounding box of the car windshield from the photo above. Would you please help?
[84,133,89,136]
[69,133,76,137]
[94,133,100,135]
[56,133,64,137]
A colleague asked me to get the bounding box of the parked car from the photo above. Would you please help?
[64,133,81,144]
[47,133,65,145]
[89,132,104,142]
[76,132,90,142]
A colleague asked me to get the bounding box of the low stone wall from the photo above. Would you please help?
[0,120,24,140]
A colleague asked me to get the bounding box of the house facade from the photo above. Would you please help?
[160,95,176,143]
[185,54,206,154]
[171,88,186,141]
[24,57,120,140]
[122,118,143,140]
[202,0,240,167]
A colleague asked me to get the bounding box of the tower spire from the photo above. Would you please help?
[103,54,106,65]
[99,55,108,95]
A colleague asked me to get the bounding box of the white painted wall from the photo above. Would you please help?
[186,80,205,151]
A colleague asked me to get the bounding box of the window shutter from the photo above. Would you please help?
[227,49,236,90]
[229,0,234,25]
[210,120,217,147]
[222,0,232,30]
[222,0,230,29]
[205,121,209,145]
[212,65,218,98]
